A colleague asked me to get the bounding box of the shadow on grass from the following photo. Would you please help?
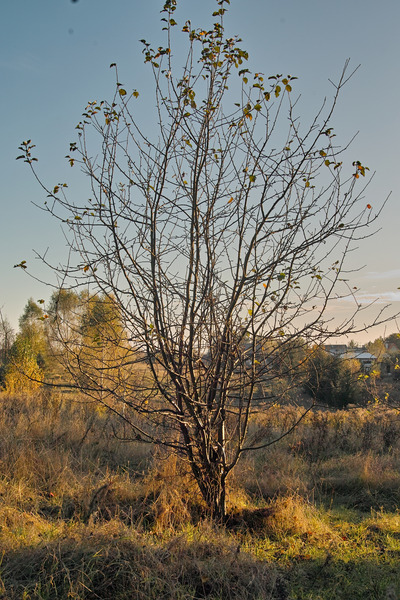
[2,531,400,600]
[284,554,400,600]
[0,532,283,600]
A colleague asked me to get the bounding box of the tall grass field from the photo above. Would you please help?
[1,391,400,599]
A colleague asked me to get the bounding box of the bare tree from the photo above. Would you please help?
[0,314,15,387]
[17,0,390,520]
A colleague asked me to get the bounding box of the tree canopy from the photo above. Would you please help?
[16,0,389,519]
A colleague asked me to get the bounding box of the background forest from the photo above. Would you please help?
[3,293,400,407]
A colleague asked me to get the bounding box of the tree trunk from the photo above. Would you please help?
[192,461,227,522]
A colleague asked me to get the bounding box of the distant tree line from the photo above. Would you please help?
[1,293,391,410]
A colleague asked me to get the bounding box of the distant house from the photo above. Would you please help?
[324,344,376,373]
[380,341,400,376]
[345,349,376,373]
[384,341,399,356]
[323,344,347,357]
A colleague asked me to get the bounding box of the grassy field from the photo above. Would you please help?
[1,391,400,599]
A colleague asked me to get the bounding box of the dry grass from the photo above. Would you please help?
[0,521,282,600]
[1,391,400,598]
[238,405,400,509]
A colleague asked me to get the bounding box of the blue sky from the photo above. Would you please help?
[1,0,399,342]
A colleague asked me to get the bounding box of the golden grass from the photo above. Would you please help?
[1,391,400,598]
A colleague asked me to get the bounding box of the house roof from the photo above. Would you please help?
[346,351,376,361]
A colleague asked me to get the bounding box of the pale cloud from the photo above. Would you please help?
[363,269,400,281]
[337,291,400,305]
